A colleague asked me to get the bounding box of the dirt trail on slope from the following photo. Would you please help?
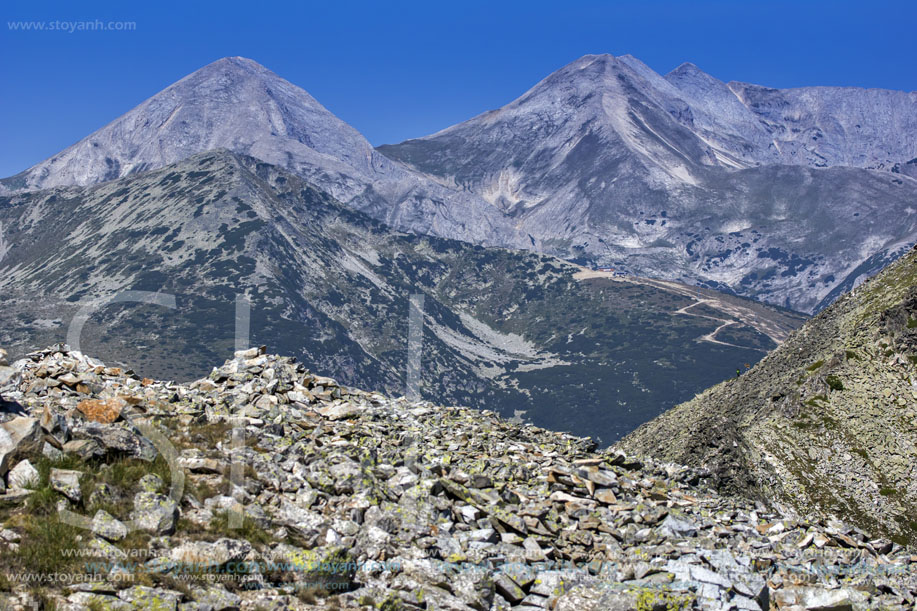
[674,300,746,348]
[573,268,795,347]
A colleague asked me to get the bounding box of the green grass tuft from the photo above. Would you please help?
[806,360,825,371]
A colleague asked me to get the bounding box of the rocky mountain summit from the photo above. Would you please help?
[380,54,917,312]
[0,57,519,246]
[0,150,799,444]
[0,345,915,610]
[620,245,917,547]
[5,55,917,313]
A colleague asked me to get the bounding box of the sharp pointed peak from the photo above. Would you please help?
[665,62,725,88]
[193,56,272,75]
[672,61,700,71]
[666,62,713,78]
[562,53,617,69]
[580,53,617,66]
[216,55,259,64]
[164,55,322,105]
[210,55,263,66]
[564,53,656,76]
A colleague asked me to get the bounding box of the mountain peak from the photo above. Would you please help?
[3,55,361,191]
[668,61,700,73]
[560,53,621,74]
[194,56,274,78]
[214,55,260,65]
[578,52,616,62]
[664,61,722,88]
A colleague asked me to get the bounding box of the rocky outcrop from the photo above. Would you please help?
[620,246,917,546]
[0,345,915,610]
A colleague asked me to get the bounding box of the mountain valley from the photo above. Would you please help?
[0,151,802,445]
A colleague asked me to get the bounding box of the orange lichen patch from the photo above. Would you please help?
[77,397,126,424]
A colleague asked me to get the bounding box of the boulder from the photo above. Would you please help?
[0,349,19,395]
[72,423,157,461]
[62,438,105,460]
[316,402,363,420]
[91,509,128,541]
[131,491,179,535]
[50,468,84,502]
[138,473,164,493]
[40,405,70,440]
[76,397,126,424]
[67,592,133,610]
[0,365,17,390]
[0,490,30,506]
[271,498,329,547]
[773,586,867,610]
[189,585,242,611]
[88,482,118,507]
[7,459,39,490]
[0,417,41,476]
[116,585,182,610]
[659,514,699,538]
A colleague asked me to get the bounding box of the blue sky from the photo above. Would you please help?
[2,0,915,177]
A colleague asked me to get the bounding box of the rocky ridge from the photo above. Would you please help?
[0,345,915,610]
[620,245,917,547]
[380,54,917,313]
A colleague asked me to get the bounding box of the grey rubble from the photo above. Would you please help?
[0,345,915,610]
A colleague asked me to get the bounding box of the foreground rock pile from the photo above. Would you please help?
[0,345,915,610]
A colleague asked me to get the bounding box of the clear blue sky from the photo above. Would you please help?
[2,0,915,178]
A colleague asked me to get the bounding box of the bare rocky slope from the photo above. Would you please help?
[379,54,917,313]
[0,151,801,445]
[0,346,915,610]
[620,245,917,546]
